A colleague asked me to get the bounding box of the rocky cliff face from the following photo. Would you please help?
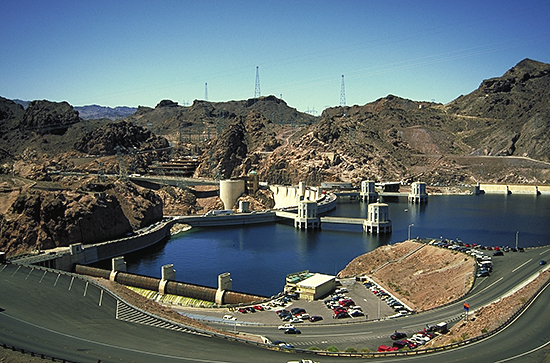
[0,178,163,256]
[74,120,169,155]
[194,111,280,179]
[21,100,81,135]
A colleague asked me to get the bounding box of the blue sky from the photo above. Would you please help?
[1,1,549,114]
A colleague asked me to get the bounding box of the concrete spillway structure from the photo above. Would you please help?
[477,183,550,195]
[75,265,266,306]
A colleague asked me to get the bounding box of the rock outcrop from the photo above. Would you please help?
[0,179,163,256]
[21,100,81,135]
[74,120,169,155]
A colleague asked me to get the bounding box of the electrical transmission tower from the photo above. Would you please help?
[204,82,208,101]
[254,66,261,98]
[340,75,346,107]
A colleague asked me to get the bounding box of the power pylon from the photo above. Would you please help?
[340,75,346,107]
[254,66,261,98]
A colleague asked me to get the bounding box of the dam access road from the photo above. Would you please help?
[1,246,550,363]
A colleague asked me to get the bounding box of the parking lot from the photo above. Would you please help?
[176,278,404,327]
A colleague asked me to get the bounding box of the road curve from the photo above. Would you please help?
[1,247,549,363]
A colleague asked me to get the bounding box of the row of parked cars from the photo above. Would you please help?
[324,290,365,319]
[364,281,411,316]
[378,322,448,352]
[275,307,323,334]
[429,239,498,278]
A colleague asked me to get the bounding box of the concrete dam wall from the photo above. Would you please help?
[478,183,550,195]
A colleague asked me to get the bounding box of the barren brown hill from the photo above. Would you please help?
[338,241,476,311]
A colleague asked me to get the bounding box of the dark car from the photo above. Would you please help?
[291,308,306,316]
[309,315,323,322]
[540,260,547,265]
[333,312,349,319]
[284,327,301,334]
[493,251,504,256]
[392,340,409,349]
[391,331,407,340]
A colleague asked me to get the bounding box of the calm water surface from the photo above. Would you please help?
[123,194,550,297]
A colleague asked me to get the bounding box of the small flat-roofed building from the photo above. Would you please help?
[296,273,336,301]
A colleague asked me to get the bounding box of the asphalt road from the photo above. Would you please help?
[1,246,549,363]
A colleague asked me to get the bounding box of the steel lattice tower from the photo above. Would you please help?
[340,75,346,107]
[254,66,261,98]
[204,82,208,101]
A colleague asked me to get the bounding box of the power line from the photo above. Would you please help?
[254,66,261,98]
[340,75,346,107]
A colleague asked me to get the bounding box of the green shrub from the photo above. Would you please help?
[360,348,371,353]
[308,346,322,351]
[326,345,339,352]
[344,347,358,352]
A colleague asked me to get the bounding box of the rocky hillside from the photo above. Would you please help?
[0,177,162,256]
[193,58,550,185]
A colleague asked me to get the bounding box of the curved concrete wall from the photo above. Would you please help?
[270,185,321,209]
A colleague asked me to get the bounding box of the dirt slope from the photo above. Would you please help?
[338,241,476,311]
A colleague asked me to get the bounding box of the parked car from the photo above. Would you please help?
[238,308,247,313]
[309,315,323,322]
[290,317,303,324]
[333,312,349,319]
[391,331,407,340]
[493,251,504,256]
[284,327,301,334]
[378,345,399,352]
[253,305,264,311]
[223,315,236,320]
[349,310,365,317]
[392,340,409,349]
[291,308,306,316]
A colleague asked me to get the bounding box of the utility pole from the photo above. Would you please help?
[254,66,261,98]
[204,83,208,101]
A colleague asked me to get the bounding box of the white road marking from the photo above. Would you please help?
[511,259,532,273]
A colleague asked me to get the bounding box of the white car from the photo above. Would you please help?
[290,317,303,323]
[278,323,295,330]
[222,315,236,320]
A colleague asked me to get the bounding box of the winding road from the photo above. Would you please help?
[1,247,549,363]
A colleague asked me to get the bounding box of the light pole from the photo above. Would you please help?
[516,231,519,250]
[408,224,414,241]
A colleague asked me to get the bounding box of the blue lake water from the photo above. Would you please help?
[122,194,550,297]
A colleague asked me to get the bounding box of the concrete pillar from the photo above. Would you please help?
[112,256,127,272]
[360,180,378,202]
[70,243,83,255]
[294,200,320,229]
[218,272,232,291]
[162,264,176,281]
[238,200,250,213]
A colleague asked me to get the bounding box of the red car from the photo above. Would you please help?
[378,345,399,352]
[253,305,264,311]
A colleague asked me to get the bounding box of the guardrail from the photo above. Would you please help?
[4,254,549,361]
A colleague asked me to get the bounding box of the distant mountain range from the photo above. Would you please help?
[12,100,137,120]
